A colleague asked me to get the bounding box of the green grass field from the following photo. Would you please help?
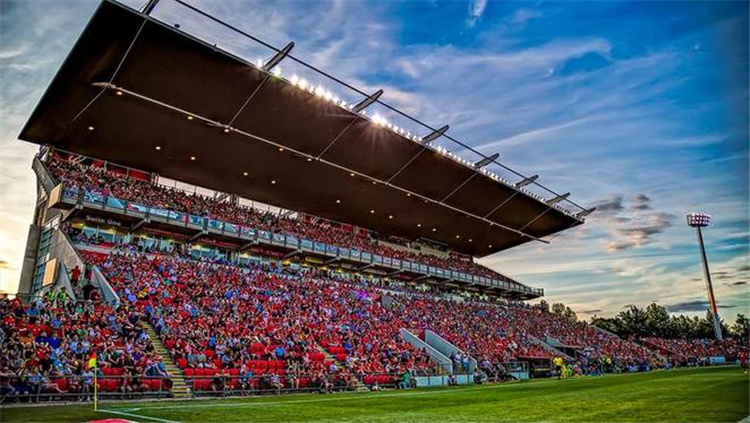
[1,367,747,423]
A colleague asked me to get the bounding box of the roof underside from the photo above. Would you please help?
[19,0,583,257]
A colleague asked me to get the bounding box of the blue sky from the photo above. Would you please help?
[0,0,747,321]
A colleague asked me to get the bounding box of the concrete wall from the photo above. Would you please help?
[400,328,453,373]
[424,329,477,373]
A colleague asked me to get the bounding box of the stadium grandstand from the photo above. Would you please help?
[1,0,746,407]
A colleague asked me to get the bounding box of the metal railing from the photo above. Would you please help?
[0,369,527,404]
[0,375,172,404]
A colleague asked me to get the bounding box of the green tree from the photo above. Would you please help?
[644,303,672,337]
[563,306,578,322]
[551,303,566,317]
[539,300,550,313]
[590,315,621,335]
[730,314,749,339]
[616,305,648,337]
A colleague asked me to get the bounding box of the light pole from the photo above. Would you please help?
[686,212,722,340]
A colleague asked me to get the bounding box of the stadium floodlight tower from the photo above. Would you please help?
[686,212,722,340]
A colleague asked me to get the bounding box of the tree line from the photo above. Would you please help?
[538,300,749,339]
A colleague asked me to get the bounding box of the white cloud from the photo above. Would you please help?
[468,0,488,26]
[0,0,746,323]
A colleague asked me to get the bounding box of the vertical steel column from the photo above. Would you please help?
[695,226,722,340]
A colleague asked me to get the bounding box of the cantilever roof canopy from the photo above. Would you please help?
[20,0,584,257]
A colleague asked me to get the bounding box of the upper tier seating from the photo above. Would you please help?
[48,154,518,283]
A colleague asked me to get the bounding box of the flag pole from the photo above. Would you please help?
[90,351,98,411]
[94,361,98,411]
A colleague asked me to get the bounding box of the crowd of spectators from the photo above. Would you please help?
[82,246,439,393]
[0,296,170,402]
[47,154,517,283]
[510,308,663,369]
[75,235,665,389]
[641,337,746,364]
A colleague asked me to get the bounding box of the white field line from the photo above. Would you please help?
[112,378,565,412]
[98,408,181,423]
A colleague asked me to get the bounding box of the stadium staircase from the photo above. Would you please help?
[144,323,191,398]
[314,342,368,391]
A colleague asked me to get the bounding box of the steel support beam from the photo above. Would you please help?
[546,192,570,206]
[441,173,478,203]
[142,0,161,15]
[283,250,300,259]
[238,241,257,251]
[474,153,499,169]
[262,42,294,72]
[515,174,538,189]
[421,125,449,145]
[576,207,596,219]
[352,89,383,113]
[130,218,149,233]
[188,230,207,243]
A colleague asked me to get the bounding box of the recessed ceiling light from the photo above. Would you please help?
[243,172,248,176]
[224,128,230,133]
[190,156,196,161]
[372,181,377,185]
[389,215,393,219]
[307,158,312,162]
[155,146,161,151]
[336,199,341,204]
[350,173,355,177]
[455,235,460,238]
[432,228,437,232]
[489,244,493,248]
[187,115,194,120]
[271,180,277,184]
[370,210,375,214]
[116,91,123,96]
[87,126,94,131]
[417,223,422,227]
[278,147,284,152]
[407,193,411,197]
[469,239,473,242]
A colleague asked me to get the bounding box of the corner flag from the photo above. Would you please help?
[89,352,98,410]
